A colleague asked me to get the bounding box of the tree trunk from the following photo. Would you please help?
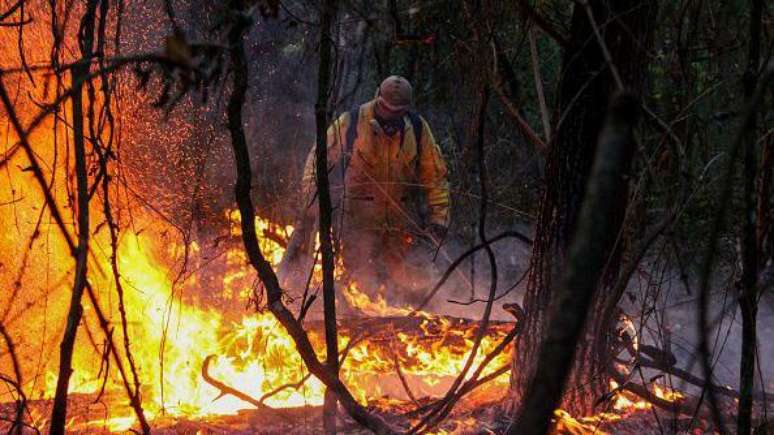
[510,91,640,435]
[510,0,655,416]
[737,0,764,432]
[315,0,339,433]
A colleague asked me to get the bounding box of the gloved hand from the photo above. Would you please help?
[427,223,448,244]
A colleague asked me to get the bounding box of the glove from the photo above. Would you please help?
[427,223,448,244]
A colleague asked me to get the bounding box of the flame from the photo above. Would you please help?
[0,204,514,431]
[342,281,415,317]
[0,200,688,432]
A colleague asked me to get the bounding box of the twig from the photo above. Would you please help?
[0,324,25,435]
[259,333,363,405]
[515,0,569,48]
[414,230,532,312]
[406,304,524,428]
[579,0,624,91]
[409,86,499,434]
[528,26,551,143]
[201,355,270,410]
[0,63,151,435]
[390,337,419,406]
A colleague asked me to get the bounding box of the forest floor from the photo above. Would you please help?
[0,393,744,434]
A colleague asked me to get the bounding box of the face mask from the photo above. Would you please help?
[375,113,404,137]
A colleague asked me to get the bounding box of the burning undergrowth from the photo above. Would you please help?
[0,206,692,433]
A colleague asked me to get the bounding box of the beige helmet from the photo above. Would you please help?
[376,75,413,112]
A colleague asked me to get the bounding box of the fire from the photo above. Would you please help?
[607,380,684,413]
[554,409,614,435]
[342,281,415,317]
[0,194,686,433]
[0,204,514,431]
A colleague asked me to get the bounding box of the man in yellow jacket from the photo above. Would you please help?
[292,75,450,301]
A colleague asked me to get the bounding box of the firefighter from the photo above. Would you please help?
[284,75,450,304]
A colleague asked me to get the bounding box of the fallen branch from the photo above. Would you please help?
[608,364,701,416]
[618,337,774,403]
[408,303,524,433]
[201,355,270,410]
[201,332,364,410]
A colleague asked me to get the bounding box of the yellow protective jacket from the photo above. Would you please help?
[301,100,450,235]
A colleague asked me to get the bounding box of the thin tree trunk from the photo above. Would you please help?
[49,2,98,433]
[510,92,640,435]
[315,0,339,432]
[224,3,395,433]
[528,27,551,143]
[737,0,764,432]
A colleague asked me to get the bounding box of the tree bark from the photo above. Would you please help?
[315,0,339,433]
[510,92,640,435]
[510,0,655,416]
[737,0,764,432]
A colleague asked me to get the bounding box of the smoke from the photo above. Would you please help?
[618,262,774,397]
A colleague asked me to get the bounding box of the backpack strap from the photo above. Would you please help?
[407,111,424,159]
[342,106,360,172]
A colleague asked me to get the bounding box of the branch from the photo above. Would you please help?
[489,52,548,156]
[414,230,532,312]
[407,304,524,430]
[694,60,774,433]
[390,339,419,406]
[50,4,97,430]
[201,355,271,410]
[515,0,569,48]
[0,61,151,435]
[409,87,501,434]
[0,324,25,435]
[314,0,340,431]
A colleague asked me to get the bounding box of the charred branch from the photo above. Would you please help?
[201,355,271,410]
